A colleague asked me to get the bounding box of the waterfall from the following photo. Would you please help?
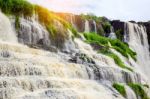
[126,22,150,81]
[84,20,90,33]
[93,20,97,33]
[108,26,117,39]
[0,12,17,42]
[0,10,149,99]
[125,85,137,99]
[0,40,124,99]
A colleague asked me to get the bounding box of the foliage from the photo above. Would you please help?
[102,22,111,33]
[80,13,104,23]
[35,5,78,37]
[116,29,123,40]
[84,33,137,61]
[128,83,149,99]
[15,16,20,31]
[84,33,134,71]
[113,83,126,97]
[99,48,133,71]
[0,0,34,16]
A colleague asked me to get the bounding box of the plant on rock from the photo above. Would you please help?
[113,83,126,98]
[128,83,149,99]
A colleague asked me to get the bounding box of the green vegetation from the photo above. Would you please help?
[83,33,135,71]
[0,0,78,48]
[84,33,137,61]
[15,16,20,31]
[99,47,133,71]
[35,5,78,37]
[0,0,34,16]
[80,13,104,23]
[128,83,149,99]
[113,83,126,97]
[102,22,111,33]
[35,5,78,48]
[116,29,123,40]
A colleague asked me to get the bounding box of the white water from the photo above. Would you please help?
[125,85,137,99]
[0,11,149,99]
[0,12,126,99]
[0,12,17,42]
[109,27,117,39]
[84,20,90,33]
[93,20,97,33]
[126,22,150,81]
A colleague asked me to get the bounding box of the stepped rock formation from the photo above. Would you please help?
[0,8,150,99]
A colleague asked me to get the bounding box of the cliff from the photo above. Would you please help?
[0,0,150,99]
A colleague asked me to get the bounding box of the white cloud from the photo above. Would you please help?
[29,0,150,21]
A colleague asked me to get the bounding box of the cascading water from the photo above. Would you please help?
[93,20,97,33]
[108,26,117,39]
[0,10,149,99]
[84,20,90,33]
[125,22,150,81]
[125,85,137,99]
[0,11,126,99]
[0,12,17,42]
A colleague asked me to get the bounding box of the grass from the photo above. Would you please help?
[113,83,126,97]
[84,33,137,61]
[128,83,149,99]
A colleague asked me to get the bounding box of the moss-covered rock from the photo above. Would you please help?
[128,83,149,99]
[113,83,126,97]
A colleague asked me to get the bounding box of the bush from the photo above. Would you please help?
[128,83,149,99]
[0,0,34,16]
[116,29,123,40]
[113,83,126,97]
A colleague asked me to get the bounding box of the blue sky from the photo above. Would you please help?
[29,0,150,21]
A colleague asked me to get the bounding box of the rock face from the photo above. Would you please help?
[56,13,85,32]
[11,17,51,49]
[111,20,125,41]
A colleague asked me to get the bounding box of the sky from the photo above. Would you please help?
[29,0,150,21]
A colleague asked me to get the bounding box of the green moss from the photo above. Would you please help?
[100,48,133,71]
[84,33,134,71]
[113,83,126,97]
[110,39,137,61]
[128,83,149,99]
[84,33,137,61]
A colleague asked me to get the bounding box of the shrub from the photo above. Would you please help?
[128,83,149,99]
[0,0,34,16]
[116,29,123,40]
[113,83,126,97]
